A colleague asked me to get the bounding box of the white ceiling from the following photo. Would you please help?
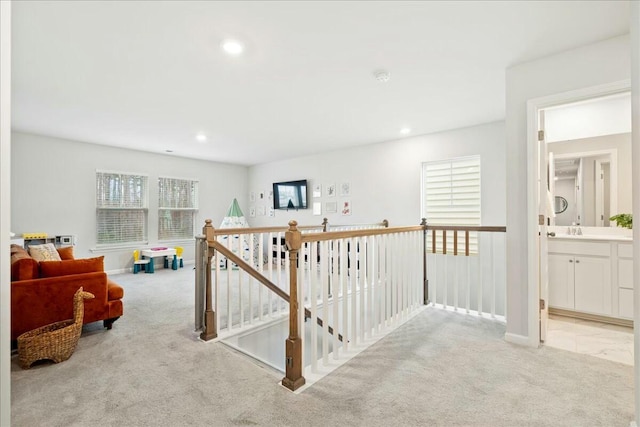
[11,1,630,166]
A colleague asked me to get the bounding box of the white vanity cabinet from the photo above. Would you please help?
[548,254,575,310]
[617,243,634,319]
[548,240,612,317]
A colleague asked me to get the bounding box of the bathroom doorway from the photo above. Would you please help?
[528,83,632,357]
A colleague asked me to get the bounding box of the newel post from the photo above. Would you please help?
[200,219,217,341]
[282,220,305,391]
[322,217,329,232]
[421,218,429,305]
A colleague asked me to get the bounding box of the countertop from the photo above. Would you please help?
[549,234,632,242]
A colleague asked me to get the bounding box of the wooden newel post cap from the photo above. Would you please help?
[383,219,389,228]
[286,220,301,250]
[420,218,427,226]
[203,219,215,240]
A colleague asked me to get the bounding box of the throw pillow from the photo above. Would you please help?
[56,246,75,260]
[39,256,105,278]
[29,243,62,262]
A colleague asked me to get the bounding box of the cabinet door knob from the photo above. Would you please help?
[569,259,573,263]
[575,260,580,263]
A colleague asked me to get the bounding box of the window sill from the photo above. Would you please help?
[158,238,197,245]
[91,243,149,253]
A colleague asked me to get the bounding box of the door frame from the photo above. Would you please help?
[525,80,630,347]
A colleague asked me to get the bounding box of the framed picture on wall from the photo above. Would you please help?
[340,182,351,197]
[326,183,336,197]
[249,206,256,217]
[257,206,266,216]
[249,192,256,202]
[313,202,322,215]
[313,184,322,198]
[341,200,351,216]
[325,201,337,213]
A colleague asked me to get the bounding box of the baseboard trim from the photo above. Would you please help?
[504,332,536,347]
[549,307,633,328]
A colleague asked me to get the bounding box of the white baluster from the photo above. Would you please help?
[340,239,349,351]
[321,240,329,365]
[310,241,318,372]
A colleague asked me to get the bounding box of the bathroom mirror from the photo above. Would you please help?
[549,133,632,227]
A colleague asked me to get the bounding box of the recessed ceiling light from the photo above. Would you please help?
[221,39,244,56]
[195,133,207,142]
[400,127,411,135]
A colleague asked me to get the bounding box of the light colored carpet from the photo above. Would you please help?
[11,267,634,426]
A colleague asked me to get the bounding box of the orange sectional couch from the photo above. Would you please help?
[10,244,124,340]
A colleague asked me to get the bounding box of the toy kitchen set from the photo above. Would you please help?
[11,232,77,249]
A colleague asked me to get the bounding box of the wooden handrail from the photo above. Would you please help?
[299,225,424,243]
[210,225,322,236]
[210,219,390,237]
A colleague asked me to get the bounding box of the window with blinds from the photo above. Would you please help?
[422,156,481,253]
[158,177,199,241]
[96,171,148,245]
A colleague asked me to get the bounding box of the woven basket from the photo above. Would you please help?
[17,287,94,369]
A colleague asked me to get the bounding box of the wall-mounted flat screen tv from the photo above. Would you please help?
[273,179,308,210]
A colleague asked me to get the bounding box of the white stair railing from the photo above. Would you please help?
[425,225,507,319]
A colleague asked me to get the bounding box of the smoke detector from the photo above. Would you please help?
[374,70,391,83]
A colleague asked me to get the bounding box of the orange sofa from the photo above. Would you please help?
[10,244,124,340]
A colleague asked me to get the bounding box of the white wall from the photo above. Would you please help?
[11,131,248,272]
[0,1,11,424]
[545,93,631,142]
[248,121,506,228]
[505,35,631,341]
[631,2,640,424]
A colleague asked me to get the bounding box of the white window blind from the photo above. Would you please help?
[96,172,148,245]
[158,177,199,241]
[422,156,481,253]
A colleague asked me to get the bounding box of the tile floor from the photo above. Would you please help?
[545,314,634,365]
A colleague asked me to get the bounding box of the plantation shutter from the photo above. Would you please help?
[422,156,480,253]
[158,177,199,240]
[96,171,148,245]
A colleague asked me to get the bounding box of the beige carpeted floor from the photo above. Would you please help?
[10,267,634,426]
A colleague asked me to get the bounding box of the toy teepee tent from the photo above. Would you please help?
[219,199,253,269]
[219,198,250,229]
